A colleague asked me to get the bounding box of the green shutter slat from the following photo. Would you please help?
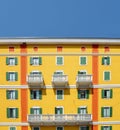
[6,72,9,81]
[78,90,80,99]
[30,57,33,65]
[7,108,10,118]
[110,89,113,98]
[77,108,80,114]
[110,126,112,130]
[107,57,110,65]
[110,107,112,117]
[15,72,18,81]
[40,108,42,114]
[39,90,42,99]
[30,108,34,114]
[30,90,33,99]
[6,90,9,99]
[6,57,9,65]
[101,107,104,117]
[55,107,57,114]
[105,72,110,80]
[86,90,89,99]
[102,57,104,65]
[15,90,18,99]
[15,57,18,65]
[39,57,42,65]
[60,108,63,114]
[102,90,104,98]
[16,108,18,118]
[101,126,104,130]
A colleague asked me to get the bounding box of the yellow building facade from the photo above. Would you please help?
[0,38,120,130]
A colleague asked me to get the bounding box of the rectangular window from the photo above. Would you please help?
[55,107,63,114]
[30,108,42,115]
[30,90,42,100]
[6,72,18,81]
[78,107,87,114]
[30,57,42,65]
[101,107,112,117]
[57,46,62,52]
[101,126,112,130]
[10,127,16,130]
[78,70,86,75]
[56,90,63,100]
[56,56,63,65]
[9,47,14,52]
[102,57,110,65]
[57,127,63,130]
[33,127,39,130]
[80,57,87,65]
[7,108,18,118]
[78,90,89,99]
[6,57,18,65]
[80,126,89,130]
[102,89,112,99]
[6,90,18,99]
[33,47,38,52]
[104,71,110,81]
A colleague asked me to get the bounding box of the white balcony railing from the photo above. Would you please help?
[28,114,92,125]
[76,75,92,82]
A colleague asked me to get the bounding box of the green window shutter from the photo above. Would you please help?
[30,108,34,114]
[15,57,18,65]
[102,90,104,98]
[102,57,104,65]
[78,90,80,99]
[107,57,110,65]
[81,57,86,65]
[57,57,63,65]
[60,108,63,114]
[77,108,80,114]
[30,90,34,99]
[101,107,104,117]
[10,127,15,130]
[104,72,110,80]
[86,90,89,99]
[110,126,112,130]
[39,57,42,65]
[6,72,9,81]
[7,108,10,118]
[110,89,113,98]
[78,71,81,74]
[101,126,104,130]
[30,57,33,65]
[6,90,9,99]
[110,107,112,117]
[6,57,9,65]
[55,107,57,114]
[15,90,18,99]
[40,108,42,114]
[39,90,42,99]
[15,72,18,81]
[16,108,19,118]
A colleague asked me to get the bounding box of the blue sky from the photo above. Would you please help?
[0,0,120,38]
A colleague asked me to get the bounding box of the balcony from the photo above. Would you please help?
[76,75,92,88]
[52,75,68,88]
[27,74,44,87]
[28,114,92,126]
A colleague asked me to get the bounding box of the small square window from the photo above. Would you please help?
[56,90,63,100]
[78,107,87,114]
[80,57,87,65]
[9,47,14,52]
[30,90,42,100]
[102,57,110,65]
[56,56,63,65]
[30,57,42,65]
[102,89,112,99]
[6,72,18,81]
[78,90,89,99]
[6,57,18,66]
[101,107,112,117]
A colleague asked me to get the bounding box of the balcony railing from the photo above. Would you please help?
[27,74,44,87]
[52,75,68,87]
[76,75,92,87]
[28,114,92,126]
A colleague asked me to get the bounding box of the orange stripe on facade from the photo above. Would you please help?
[92,44,98,130]
[20,44,28,130]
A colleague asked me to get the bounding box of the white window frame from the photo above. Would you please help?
[31,89,41,100]
[32,107,41,115]
[8,57,16,66]
[102,89,111,99]
[79,56,87,65]
[32,57,39,66]
[8,72,16,81]
[56,89,64,100]
[103,71,111,81]
[32,127,40,130]
[9,126,16,130]
[103,106,111,117]
[56,56,64,65]
[8,107,17,118]
[56,126,64,130]
[103,56,111,65]
[55,106,64,114]
[8,90,16,100]
[79,106,87,114]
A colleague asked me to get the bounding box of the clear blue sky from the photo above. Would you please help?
[0,0,120,38]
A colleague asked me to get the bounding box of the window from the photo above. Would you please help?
[7,108,18,118]
[78,90,89,99]
[104,71,110,81]
[33,47,38,52]
[9,47,14,52]
[104,46,110,52]
[55,107,63,114]
[101,107,112,117]
[57,46,62,52]
[81,47,86,52]
[56,127,63,130]
[80,126,89,130]
[102,89,112,99]
[6,72,18,81]
[6,57,18,65]
[80,57,87,65]
[33,127,39,130]
[9,127,16,130]
[30,108,42,115]
[54,70,63,75]
[30,57,42,65]
[30,90,42,100]
[56,90,64,100]
[102,57,110,65]
[78,107,87,114]
[6,90,18,99]
[78,70,86,75]
[56,56,63,65]
[101,126,112,130]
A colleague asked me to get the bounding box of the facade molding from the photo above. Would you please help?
[92,121,120,125]
[0,122,28,126]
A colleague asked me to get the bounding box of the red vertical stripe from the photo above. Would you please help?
[92,44,98,130]
[20,44,28,130]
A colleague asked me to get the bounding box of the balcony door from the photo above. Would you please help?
[55,107,63,120]
[33,127,39,130]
